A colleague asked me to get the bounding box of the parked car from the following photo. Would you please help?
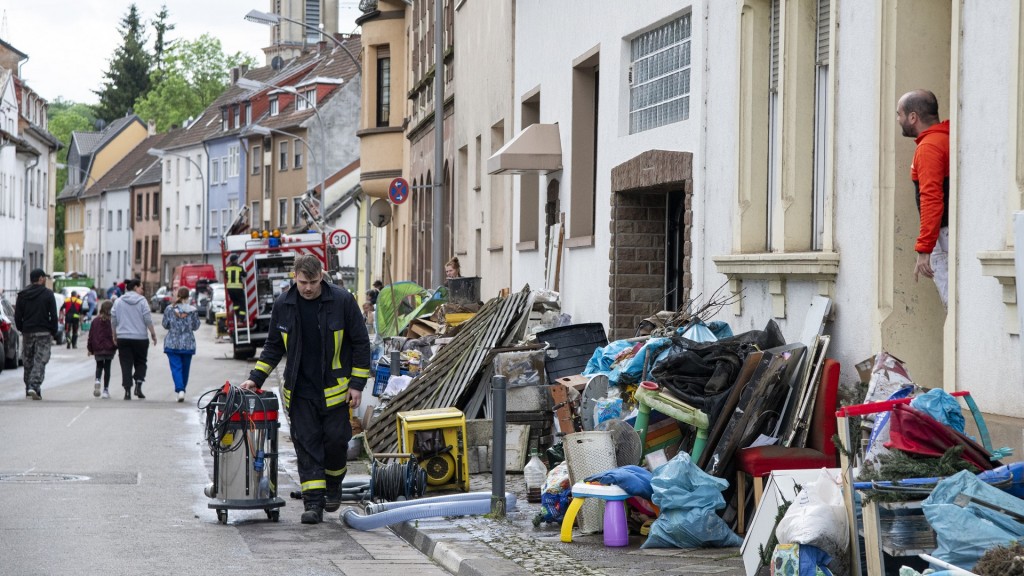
[206,285,226,324]
[0,295,21,369]
[170,263,217,292]
[150,286,171,313]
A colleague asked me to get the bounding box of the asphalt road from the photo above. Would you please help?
[0,321,445,576]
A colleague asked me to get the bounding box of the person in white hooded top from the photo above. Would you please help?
[111,279,157,400]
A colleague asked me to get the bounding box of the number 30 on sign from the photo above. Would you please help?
[328,228,352,250]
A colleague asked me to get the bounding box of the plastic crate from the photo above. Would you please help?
[373,364,409,397]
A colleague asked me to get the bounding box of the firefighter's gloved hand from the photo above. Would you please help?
[348,389,361,409]
[240,379,259,391]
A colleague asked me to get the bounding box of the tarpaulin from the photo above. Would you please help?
[884,404,998,471]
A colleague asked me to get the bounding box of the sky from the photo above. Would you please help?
[1,0,362,105]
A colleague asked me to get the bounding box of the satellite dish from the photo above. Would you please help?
[368,199,392,227]
[271,56,284,70]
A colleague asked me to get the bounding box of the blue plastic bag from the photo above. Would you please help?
[641,452,743,549]
[910,388,965,433]
[922,470,1024,570]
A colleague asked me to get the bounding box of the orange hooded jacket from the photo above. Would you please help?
[910,120,950,254]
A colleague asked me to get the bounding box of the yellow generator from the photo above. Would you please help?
[396,408,469,492]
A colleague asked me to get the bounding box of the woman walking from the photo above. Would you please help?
[86,300,117,399]
[163,287,201,402]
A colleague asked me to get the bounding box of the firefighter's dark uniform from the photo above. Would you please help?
[246,280,371,510]
[225,263,246,317]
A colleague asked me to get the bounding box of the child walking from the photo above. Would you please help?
[86,300,117,399]
[162,287,201,402]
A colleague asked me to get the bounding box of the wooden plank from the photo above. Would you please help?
[697,350,764,470]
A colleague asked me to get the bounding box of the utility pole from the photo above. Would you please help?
[431,0,445,287]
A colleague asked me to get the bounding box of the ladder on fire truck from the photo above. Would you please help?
[223,206,252,346]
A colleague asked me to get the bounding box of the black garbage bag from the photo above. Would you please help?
[650,320,785,423]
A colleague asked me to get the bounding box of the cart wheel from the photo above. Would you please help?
[267,509,280,522]
[217,509,228,524]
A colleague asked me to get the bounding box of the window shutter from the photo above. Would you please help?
[770,0,780,92]
[378,45,390,59]
[817,0,830,66]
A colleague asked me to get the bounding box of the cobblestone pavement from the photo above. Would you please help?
[389,472,748,576]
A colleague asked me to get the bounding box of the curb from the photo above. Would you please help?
[392,519,531,576]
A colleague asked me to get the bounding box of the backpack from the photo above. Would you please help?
[66,298,82,319]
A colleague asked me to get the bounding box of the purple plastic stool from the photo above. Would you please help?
[602,499,629,547]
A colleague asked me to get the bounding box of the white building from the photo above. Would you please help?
[0,68,25,293]
[494,1,1024,437]
[157,119,212,280]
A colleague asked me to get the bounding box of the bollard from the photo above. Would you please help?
[491,374,507,517]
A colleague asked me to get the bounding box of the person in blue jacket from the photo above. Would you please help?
[162,287,201,402]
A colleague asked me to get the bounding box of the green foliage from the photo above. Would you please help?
[152,4,176,73]
[857,445,979,503]
[53,247,65,273]
[133,34,257,132]
[94,3,152,123]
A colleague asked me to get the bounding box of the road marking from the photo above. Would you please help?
[67,406,89,428]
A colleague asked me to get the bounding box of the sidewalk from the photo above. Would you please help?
[356,471,747,576]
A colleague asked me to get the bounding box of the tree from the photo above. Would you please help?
[134,35,257,132]
[152,4,176,74]
[94,3,152,123]
[47,98,98,250]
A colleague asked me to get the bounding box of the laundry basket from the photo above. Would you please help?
[563,431,617,534]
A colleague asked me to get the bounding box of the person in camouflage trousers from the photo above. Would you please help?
[14,269,59,400]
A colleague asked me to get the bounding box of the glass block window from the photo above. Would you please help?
[629,14,691,134]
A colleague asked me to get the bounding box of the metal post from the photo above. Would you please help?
[491,374,507,517]
[431,0,445,288]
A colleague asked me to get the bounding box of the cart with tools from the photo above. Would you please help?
[201,384,285,524]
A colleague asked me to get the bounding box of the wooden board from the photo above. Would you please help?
[697,350,764,470]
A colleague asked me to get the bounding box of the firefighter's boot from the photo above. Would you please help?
[301,492,325,524]
[324,484,342,513]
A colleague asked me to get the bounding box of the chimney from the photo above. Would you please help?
[231,66,241,84]
[318,40,328,53]
[147,119,156,135]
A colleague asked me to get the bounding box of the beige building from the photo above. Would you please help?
[260,0,340,65]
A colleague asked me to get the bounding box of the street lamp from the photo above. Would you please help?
[244,9,362,73]
[236,76,334,224]
[148,147,209,262]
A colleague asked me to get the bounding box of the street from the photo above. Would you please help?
[0,320,448,576]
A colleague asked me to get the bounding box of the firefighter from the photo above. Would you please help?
[240,255,371,524]
[224,253,246,318]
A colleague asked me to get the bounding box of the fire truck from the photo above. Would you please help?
[220,205,336,360]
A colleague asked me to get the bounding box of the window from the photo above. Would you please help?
[294,139,303,168]
[210,208,219,236]
[150,239,158,270]
[376,49,391,127]
[233,106,240,129]
[185,159,191,180]
[185,205,191,228]
[221,158,228,184]
[176,159,181,184]
[152,192,160,219]
[106,251,112,272]
[269,97,279,116]
[211,160,220,184]
[165,162,171,182]
[228,146,240,177]
[569,47,599,242]
[245,103,252,125]
[107,210,113,231]
[296,91,310,111]
[135,240,142,263]
[221,209,229,235]
[117,210,123,230]
[293,197,303,227]
[222,109,228,131]
[278,199,288,227]
[136,193,144,220]
[165,207,170,230]
[251,146,262,175]
[196,204,202,231]
[250,201,261,228]
[279,141,289,171]
[629,14,691,134]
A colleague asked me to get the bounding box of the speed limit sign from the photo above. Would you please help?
[328,228,352,250]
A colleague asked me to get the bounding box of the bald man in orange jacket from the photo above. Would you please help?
[897,89,950,308]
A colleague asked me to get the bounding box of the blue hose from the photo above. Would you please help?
[344,492,518,530]
[364,490,508,514]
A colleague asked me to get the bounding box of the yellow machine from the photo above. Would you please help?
[396,408,470,492]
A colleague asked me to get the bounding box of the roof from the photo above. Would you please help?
[58,115,146,202]
[0,38,28,60]
[82,132,173,198]
[131,157,163,187]
[72,131,104,155]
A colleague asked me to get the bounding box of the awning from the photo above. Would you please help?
[487,123,562,175]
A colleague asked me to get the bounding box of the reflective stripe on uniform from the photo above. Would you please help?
[301,479,326,491]
[331,330,343,370]
[324,378,349,407]
[351,366,370,379]
[282,387,292,409]
[325,466,347,477]
[255,361,273,374]
[282,333,288,351]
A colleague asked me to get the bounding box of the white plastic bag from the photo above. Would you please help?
[775,469,849,559]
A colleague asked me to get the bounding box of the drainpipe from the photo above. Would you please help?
[23,154,40,285]
[491,374,507,518]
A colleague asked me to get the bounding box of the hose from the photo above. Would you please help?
[364,490,513,514]
[343,493,519,531]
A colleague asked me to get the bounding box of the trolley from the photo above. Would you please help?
[201,384,286,524]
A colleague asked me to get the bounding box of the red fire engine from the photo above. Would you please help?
[220,206,333,359]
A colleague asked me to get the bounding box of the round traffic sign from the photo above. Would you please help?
[389,177,410,205]
[328,228,352,250]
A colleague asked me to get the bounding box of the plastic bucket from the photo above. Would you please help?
[563,431,616,534]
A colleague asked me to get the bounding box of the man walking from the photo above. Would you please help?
[897,89,951,307]
[14,269,58,400]
[112,279,158,400]
[85,287,98,320]
[241,255,371,525]
[61,290,84,349]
